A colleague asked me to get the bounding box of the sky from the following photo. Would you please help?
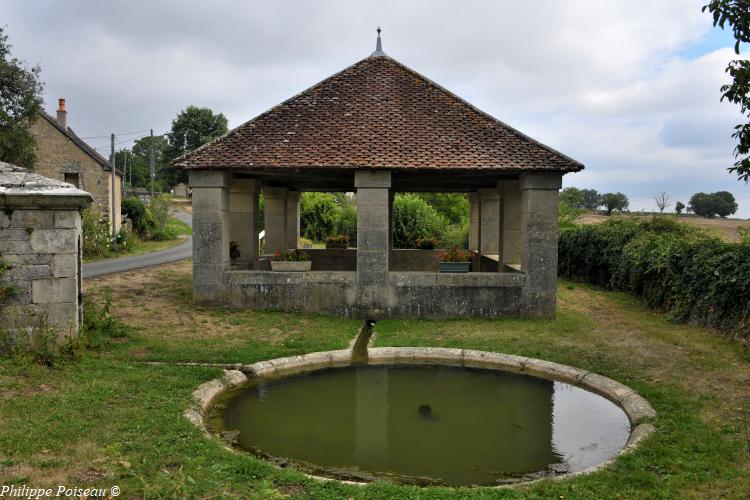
[3,0,749,217]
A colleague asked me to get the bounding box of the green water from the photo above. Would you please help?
[221,365,630,486]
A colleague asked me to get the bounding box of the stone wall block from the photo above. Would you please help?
[11,210,55,227]
[31,277,76,304]
[53,210,80,229]
[53,253,77,278]
[30,229,75,253]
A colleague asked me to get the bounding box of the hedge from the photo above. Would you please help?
[558,217,750,342]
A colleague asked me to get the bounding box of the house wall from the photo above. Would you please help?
[31,118,121,232]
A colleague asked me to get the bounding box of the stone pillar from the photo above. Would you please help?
[498,179,522,266]
[229,177,260,269]
[355,170,391,317]
[520,172,562,317]
[286,190,300,249]
[468,191,480,252]
[262,186,288,254]
[478,188,501,271]
[190,170,231,305]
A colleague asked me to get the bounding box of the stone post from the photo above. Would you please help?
[286,190,300,249]
[498,179,522,266]
[229,177,260,269]
[190,170,231,305]
[355,170,391,317]
[468,191,480,252]
[520,172,562,317]
[478,188,501,270]
[262,186,289,254]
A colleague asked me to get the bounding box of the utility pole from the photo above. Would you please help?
[110,133,117,240]
[149,128,155,198]
[122,150,127,197]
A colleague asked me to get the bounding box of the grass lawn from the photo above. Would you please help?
[82,216,192,264]
[1,260,749,498]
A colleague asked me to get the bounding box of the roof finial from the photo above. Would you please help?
[371,26,386,57]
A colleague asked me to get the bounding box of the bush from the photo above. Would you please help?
[271,250,309,261]
[301,192,337,241]
[122,195,154,236]
[415,238,439,250]
[334,202,357,246]
[392,194,447,248]
[559,217,750,341]
[441,222,469,249]
[149,194,172,231]
[82,205,111,257]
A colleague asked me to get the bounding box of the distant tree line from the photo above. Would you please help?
[560,187,629,215]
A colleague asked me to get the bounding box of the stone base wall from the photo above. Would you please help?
[221,270,530,319]
[0,208,82,336]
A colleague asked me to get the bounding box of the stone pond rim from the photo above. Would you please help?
[184,347,656,488]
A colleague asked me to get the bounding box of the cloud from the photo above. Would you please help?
[3,0,748,216]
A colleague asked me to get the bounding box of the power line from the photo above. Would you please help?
[79,129,150,140]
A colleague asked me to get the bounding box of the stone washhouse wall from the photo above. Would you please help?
[191,170,562,320]
[0,162,92,339]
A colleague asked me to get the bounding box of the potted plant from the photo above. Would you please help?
[270,250,311,272]
[325,234,349,249]
[437,246,471,273]
[415,237,439,250]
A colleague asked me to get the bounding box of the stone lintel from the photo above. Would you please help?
[520,172,563,191]
[354,170,391,188]
[189,170,232,188]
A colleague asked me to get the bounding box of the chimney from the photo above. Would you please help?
[56,98,67,129]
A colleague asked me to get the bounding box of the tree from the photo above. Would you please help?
[300,192,337,241]
[703,1,750,181]
[675,201,685,214]
[580,189,602,210]
[600,192,629,215]
[654,191,671,213]
[689,191,738,218]
[415,193,469,225]
[164,106,228,186]
[0,27,44,169]
[560,187,585,209]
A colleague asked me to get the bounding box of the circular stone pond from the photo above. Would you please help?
[189,348,655,488]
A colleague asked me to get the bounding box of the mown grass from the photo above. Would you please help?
[1,261,748,498]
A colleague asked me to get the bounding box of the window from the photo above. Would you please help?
[64,172,80,188]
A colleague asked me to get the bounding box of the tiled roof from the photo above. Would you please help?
[39,113,123,176]
[176,54,583,172]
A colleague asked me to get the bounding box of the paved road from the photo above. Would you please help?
[82,210,192,279]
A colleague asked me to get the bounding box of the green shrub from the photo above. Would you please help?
[122,195,154,236]
[334,202,357,246]
[82,205,112,257]
[149,194,172,232]
[301,192,337,241]
[559,217,750,340]
[441,222,469,249]
[392,194,447,248]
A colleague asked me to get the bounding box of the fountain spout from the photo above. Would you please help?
[351,319,376,364]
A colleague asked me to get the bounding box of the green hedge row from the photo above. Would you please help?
[558,218,750,341]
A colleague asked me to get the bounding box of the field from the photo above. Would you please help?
[576,212,750,243]
[0,261,749,498]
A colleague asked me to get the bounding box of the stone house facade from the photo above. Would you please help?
[0,161,92,338]
[30,99,122,233]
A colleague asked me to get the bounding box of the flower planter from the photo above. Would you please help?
[438,262,471,273]
[325,242,348,249]
[271,261,311,272]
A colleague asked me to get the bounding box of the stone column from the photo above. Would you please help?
[190,170,231,305]
[355,170,391,317]
[229,177,260,269]
[262,186,288,254]
[286,190,300,249]
[498,179,522,266]
[520,172,562,317]
[468,191,480,252]
[478,188,501,271]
